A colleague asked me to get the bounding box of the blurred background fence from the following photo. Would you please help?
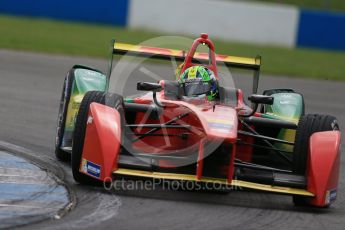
[0,0,344,50]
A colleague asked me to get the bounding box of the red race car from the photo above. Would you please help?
[56,34,341,207]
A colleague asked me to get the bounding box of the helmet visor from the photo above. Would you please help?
[182,81,211,96]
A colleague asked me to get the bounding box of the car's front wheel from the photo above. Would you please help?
[292,114,339,206]
[71,91,124,185]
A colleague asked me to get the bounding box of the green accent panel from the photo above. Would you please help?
[74,69,106,94]
[264,93,303,122]
[65,68,106,132]
[275,129,295,152]
[262,92,304,153]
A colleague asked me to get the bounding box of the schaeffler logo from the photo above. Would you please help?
[107,36,235,167]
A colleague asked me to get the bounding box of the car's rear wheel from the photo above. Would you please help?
[71,91,125,185]
[55,71,74,161]
[292,114,339,205]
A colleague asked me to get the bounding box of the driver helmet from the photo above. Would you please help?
[178,66,218,101]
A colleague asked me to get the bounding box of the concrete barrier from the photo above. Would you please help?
[128,0,299,47]
[0,0,344,50]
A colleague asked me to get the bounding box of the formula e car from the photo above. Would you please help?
[55,33,341,207]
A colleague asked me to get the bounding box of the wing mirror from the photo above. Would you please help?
[240,94,274,117]
[248,94,274,105]
[137,82,164,107]
[137,82,162,92]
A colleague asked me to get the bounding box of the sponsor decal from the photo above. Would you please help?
[208,122,232,133]
[81,158,88,174]
[330,189,337,202]
[209,123,232,129]
[279,100,298,106]
[331,120,338,130]
[206,114,234,133]
[325,189,337,204]
[81,158,101,178]
[184,78,200,84]
[280,94,293,98]
[206,118,233,125]
[210,128,231,133]
[279,100,291,105]
[84,70,99,77]
[87,116,93,124]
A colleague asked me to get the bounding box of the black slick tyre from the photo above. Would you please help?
[71,91,124,185]
[55,71,74,161]
[292,114,339,205]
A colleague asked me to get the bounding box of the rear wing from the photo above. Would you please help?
[107,40,261,93]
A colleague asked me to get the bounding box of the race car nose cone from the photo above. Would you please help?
[200,33,208,39]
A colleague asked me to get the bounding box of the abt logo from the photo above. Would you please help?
[87,116,93,124]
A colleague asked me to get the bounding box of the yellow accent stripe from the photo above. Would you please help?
[217,56,257,66]
[114,43,259,67]
[113,168,314,197]
[115,43,183,56]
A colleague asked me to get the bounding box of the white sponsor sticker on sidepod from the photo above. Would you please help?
[87,116,93,124]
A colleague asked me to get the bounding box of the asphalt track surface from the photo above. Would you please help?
[0,50,344,230]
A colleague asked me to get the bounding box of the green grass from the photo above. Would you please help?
[253,0,345,12]
[0,15,344,80]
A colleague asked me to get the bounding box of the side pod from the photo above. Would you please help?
[80,103,121,181]
[307,131,341,207]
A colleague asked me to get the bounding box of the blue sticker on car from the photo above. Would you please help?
[330,189,337,202]
[326,188,337,204]
[81,159,101,178]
